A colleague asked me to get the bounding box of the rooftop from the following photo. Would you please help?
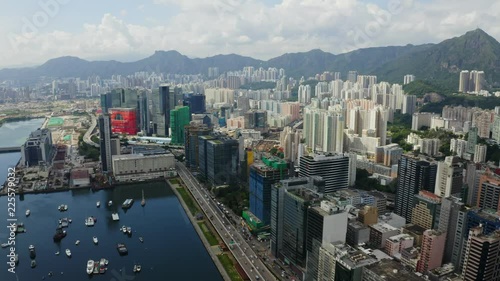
[371,223,398,233]
[364,259,425,281]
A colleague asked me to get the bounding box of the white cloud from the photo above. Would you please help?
[0,0,499,68]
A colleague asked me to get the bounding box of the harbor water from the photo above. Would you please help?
[0,120,224,281]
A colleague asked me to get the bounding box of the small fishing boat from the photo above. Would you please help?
[65,249,71,257]
[93,236,98,245]
[139,236,144,243]
[26,209,30,217]
[75,240,80,245]
[86,260,94,275]
[108,200,113,207]
[96,201,101,208]
[31,260,36,268]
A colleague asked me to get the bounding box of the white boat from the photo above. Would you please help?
[86,260,94,275]
[85,217,95,227]
[93,236,98,244]
[75,240,80,245]
[65,249,71,257]
[96,201,100,208]
[55,251,60,255]
[133,264,141,273]
[121,225,127,233]
[1,243,8,248]
[58,205,68,211]
[26,209,30,216]
[112,213,120,221]
[108,200,113,207]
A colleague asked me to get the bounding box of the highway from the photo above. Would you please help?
[83,114,99,148]
[176,162,277,281]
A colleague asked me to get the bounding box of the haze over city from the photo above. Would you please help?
[1,0,500,68]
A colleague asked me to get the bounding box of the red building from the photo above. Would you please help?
[109,108,138,135]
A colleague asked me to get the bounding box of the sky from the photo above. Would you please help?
[0,0,499,68]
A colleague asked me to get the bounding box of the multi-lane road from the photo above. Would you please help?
[176,162,277,281]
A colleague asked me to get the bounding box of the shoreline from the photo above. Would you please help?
[168,179,232,281]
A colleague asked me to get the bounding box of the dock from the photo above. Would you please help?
[112,213,120,221]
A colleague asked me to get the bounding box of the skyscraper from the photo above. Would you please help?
[249,156,288,225]
[99,114,113,173]
[459,70,470,93]
[299,153,352,194]
[462,226,500,281]
[169,106,191,144]
[152,85,170,136]
[416,229,446,273]
[184,124,212,169]
[411,190,441,230]
[395,155,437,222]
[435,156,464,198]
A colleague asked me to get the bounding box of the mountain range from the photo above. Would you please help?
[1,29,499,88]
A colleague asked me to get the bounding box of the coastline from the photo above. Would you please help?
[169,179,232,281]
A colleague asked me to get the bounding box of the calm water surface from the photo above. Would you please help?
[0,119,223,281]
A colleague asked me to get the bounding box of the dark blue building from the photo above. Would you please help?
[249,156,288,226]
[184,94,206,114]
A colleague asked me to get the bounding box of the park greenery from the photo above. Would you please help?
[239,81,276,90]
[78,133,99,161]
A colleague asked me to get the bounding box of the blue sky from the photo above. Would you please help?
[0,0,498,68]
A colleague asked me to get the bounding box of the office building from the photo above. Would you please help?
[305,201,349,281]
[100,88,138,114]
[438,196,466,265]
[183,93,206,114]
[385,233,414,258]
[462,226,500,281]
[270,177,324,268]
[395,155,437,222]
[201,136,239,185]
[416,229,446,273]
[476,171,500,211]
[369,223,400,249]
[346,221,370,247]
[184,124,212,169]
[137,91,149,134]
[411,190,442,230]
[249,156,288,225]
[466,127,478,154]
[170,106,190,144]
[299,153,352,194]
[151,85,170,136]
[316,242,377,281]
[358,205,378,226]
[434,156,464,197]
[21,128,54,167]
[99,114,113,173]
[244,110,268,132]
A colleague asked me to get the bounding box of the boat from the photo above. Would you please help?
[139,236,144,243]
[14,254,18,264]
[121,225,127,233]
[108,200,113,207]
[141,189,146,206]
[65,249,71,257]
[53,229,67,242]
[133,264,142,273]
[93,236,98,245]
[126,227,132,236]
[93,262,99,274]
[86,260,94,275]
[26,209,30,216]
[55,251,60,255]
[104,259,109,265]
[75,240,80,245]
[59,218,69,228]
[58,204,68,211]
[31,260,36,268]
[29,245,36,259]
[99,258,106,274]
[96,201,101,208]
[116,243,128,255]
[112,213,120,221]
[1,243,8,248]
[85,217,95,227]
[121,199,134,209]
